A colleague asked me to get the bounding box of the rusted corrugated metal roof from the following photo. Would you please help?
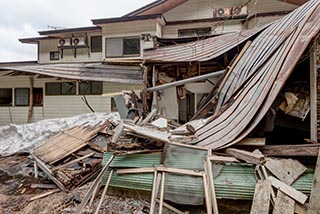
[190,0,320,149]
[0,63,143,84]
[144,25,268,63]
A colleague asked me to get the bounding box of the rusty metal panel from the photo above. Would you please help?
[144,24,268,63]
[0,63,143,84]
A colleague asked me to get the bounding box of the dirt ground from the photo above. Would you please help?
[0,154,251,214]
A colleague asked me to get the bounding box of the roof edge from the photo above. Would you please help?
[38,26,101,36]
[92,14,164,25]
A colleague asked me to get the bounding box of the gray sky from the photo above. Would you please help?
[0,0,154,62]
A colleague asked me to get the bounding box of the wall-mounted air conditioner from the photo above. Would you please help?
[214,8,231,18]
[231,6,248,17]
[72,37,86,46]
[58,38,71,47]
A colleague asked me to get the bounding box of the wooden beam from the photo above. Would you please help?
[273,190,295,214]
[155,199,185,214]
[307,148,320,214]
[250,180,272,214]
[267,176,307,204]
[159,172,166,214]
[225,148,266,165]
[203,171,213,214]
[52,152,95,172]
[236,138,266,146]
[117,167,155,174]
[260,144,320,157]
[310,39,317,142]
[150,171,159,214]
[94,169,114,214]
[29,189,60,202]
[207,150,219,214]
[208,155,239,163]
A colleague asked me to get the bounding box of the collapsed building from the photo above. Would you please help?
[0,0,320,213]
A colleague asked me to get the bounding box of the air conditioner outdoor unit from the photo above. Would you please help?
[214,8,231,18]
[72,37,86,46]
[231,5,248,17]
[58,38,71,47]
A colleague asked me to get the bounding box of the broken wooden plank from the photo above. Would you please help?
[94,169,114,214]
[31,153,66,191]
[123,124,170,143]
[250,180,272,214]
[150,171,159,214]
[260,144,320,157]
[76,154,114,214]
[140,108,158,125]
[29,189,60,202]
[30,184,57,189]
[267,176,307,204]
[207,150,219,214]
[225,148,266,164]
[265,158,306,185]
[155,199,185,214]
[307,148,320,214]
[52,152,95,172]
[236,138,266,146]
[273,191,295,214]
[111,120,124,143]
[158,172,166,214]
[208,155,240,163]
[295,203,307,214]
[203,171,213,214]
[117,167,155,174]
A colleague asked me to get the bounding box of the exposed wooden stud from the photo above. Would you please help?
[207,150,219,214]
[27,76,34,123]
[159,172,166,214]
[52,152,95,172]
[150,170,159,214]
[203,171,212,214]
[310,39,317,142]
[34,161,38,179]
[236,138,266,146]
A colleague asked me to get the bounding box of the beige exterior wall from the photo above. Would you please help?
[163,0,297,22]
[101,20,161,58]
[0,76,142,125]
[38,32,103,64]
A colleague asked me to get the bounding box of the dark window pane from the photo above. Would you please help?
[90,36,102,53]
[111,97,118,112]
[33,88,43,106]
[46,83,61,95]
[50,51,59,60]
[178,27,211,37]
[91,82,103,94]
[79,82,91,95]
[0,89,12,106]
[123,38,140,55]
[15,88,29,106]
[61,82,76,95]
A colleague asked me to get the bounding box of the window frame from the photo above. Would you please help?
[79,81,103,95]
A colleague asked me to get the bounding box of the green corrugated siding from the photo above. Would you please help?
[102,152,314,200]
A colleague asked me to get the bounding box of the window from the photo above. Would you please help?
[45,82,76,95]
[79,81,103,95]
[15,88,29,106]
[123,38,140,55]
[111,97,118,112]
[178,27,211,37]
[90,36,102,53]
[50,51,60,60]
[61,82,76,95]
[33,88,43,106]
[0,89,12,106]
[106,37,140,57]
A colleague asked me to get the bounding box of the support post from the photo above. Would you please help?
[27,76,34,123]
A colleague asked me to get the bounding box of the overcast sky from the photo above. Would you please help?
[0,0,154,62]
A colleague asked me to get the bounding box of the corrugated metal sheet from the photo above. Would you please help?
[144,24,268,63]
[102,153,314,200]
[191,0,320,149]
[0,63,143,84]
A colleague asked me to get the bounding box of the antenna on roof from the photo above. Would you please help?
[47,25,66,30]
